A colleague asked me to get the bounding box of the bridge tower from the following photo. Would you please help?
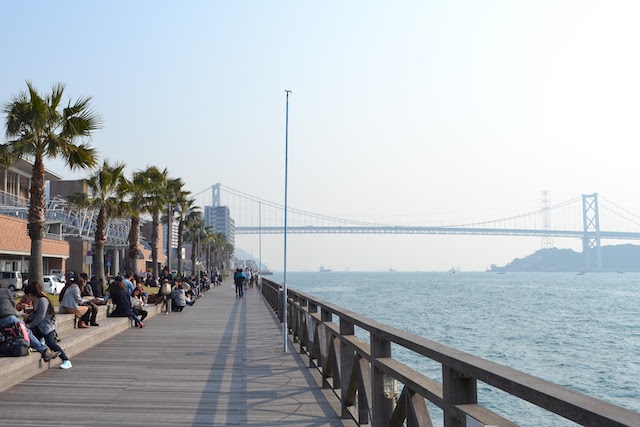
[212,183,221,207]
[582,193,602,271]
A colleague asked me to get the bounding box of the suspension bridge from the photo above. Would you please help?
[2,183,638,271]
[194,184,640,271]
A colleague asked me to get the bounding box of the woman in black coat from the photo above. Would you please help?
[108,280,144,328]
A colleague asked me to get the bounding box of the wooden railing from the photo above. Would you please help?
[261,278,640,427]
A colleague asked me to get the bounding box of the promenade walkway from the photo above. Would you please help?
[0,282,356,427]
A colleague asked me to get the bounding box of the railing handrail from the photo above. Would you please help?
[262,278,640,427]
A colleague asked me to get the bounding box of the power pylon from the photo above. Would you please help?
[540,190,553,249]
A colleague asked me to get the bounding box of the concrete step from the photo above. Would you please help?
[0,303,162,393]
[55,305,109,334]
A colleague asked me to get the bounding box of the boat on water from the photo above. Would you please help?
[319,266,332,273]
[448,266,457,274]
[576,271,585,276]
[389,268,397,272]
[261,270,273,276]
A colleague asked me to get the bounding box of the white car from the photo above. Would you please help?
[43,275,65,295]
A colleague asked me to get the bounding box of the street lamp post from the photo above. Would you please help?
[283,89,291,352]
[259,201,262,299]
[197,230,201,289]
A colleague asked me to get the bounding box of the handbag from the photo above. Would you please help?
[0,322,30,357]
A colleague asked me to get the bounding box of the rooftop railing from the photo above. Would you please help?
[0,190,131,247]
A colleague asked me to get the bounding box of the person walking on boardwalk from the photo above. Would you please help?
[23,283,72,368]
[158,278,173,314]
[244,268,251,292]
[234,268,245,298]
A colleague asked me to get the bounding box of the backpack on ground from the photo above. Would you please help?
[0,322,30,357]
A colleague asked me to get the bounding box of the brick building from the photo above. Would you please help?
[0,160,69,274]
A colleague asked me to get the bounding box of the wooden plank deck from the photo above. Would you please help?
[0,282,357,426]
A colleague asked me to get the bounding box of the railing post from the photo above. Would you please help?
[299,297,308,354]
[277,288,284,323]
[371,333,392,427]
[340,318,355,419]
[320,307,332,388]
[308,302,318,367]
[291,294,300,343]
[443,366,477,427]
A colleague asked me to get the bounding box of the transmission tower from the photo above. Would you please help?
[540,190,553,249]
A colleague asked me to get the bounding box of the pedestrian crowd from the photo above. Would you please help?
[0,267,217,369]
[233,267,258,298]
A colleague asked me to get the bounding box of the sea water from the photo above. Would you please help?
[270,271,640,427]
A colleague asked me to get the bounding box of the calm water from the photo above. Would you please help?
[269,271,640,427]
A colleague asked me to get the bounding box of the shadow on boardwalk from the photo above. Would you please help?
[0,282,356,427]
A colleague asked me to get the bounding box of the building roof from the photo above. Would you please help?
[2,157,62,181]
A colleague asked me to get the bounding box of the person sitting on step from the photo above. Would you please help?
[171,278,187,312]
[108,279,144,328]
[78,273,99,326]
[0,288,59,361]
[59,273,92,329]
[23,282,72,369]
[134,281,148,305]
[89,275,104,298]
[130,288,148,322]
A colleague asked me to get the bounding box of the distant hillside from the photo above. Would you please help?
[235,247,270,270]
[493,244,640,272]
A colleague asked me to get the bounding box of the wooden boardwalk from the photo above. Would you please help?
[0,282,356,427]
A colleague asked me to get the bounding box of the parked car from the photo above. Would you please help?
[43,275,65,295]
[49,269,66,283]
[0,271,23,292]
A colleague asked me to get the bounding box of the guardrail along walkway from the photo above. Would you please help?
[0,283,356,427]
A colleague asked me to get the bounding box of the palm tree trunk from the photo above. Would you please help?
[151,212,159,279]
[166,207,171,272]
[128,215,140,273]
[28,154,46,284]
[94,207,107,285]
[191,240,196,276]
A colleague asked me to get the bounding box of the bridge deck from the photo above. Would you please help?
[0,282,355,426]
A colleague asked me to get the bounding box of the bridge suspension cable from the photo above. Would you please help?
[192,184,640,240]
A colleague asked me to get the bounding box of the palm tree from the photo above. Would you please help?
[176,199,200,276]
[199,229,215,276]
[223,242,235,271]
[1,82,100,285]
[140,166,169,279]
[68,160,126,287]
[184,217,208,277]
[163,177,187,273]
[122,170,149,274]
[210,232,228,270]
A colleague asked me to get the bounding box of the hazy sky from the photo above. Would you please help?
[2,1,640,271]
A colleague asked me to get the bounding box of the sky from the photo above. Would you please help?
[2,1,640,271]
